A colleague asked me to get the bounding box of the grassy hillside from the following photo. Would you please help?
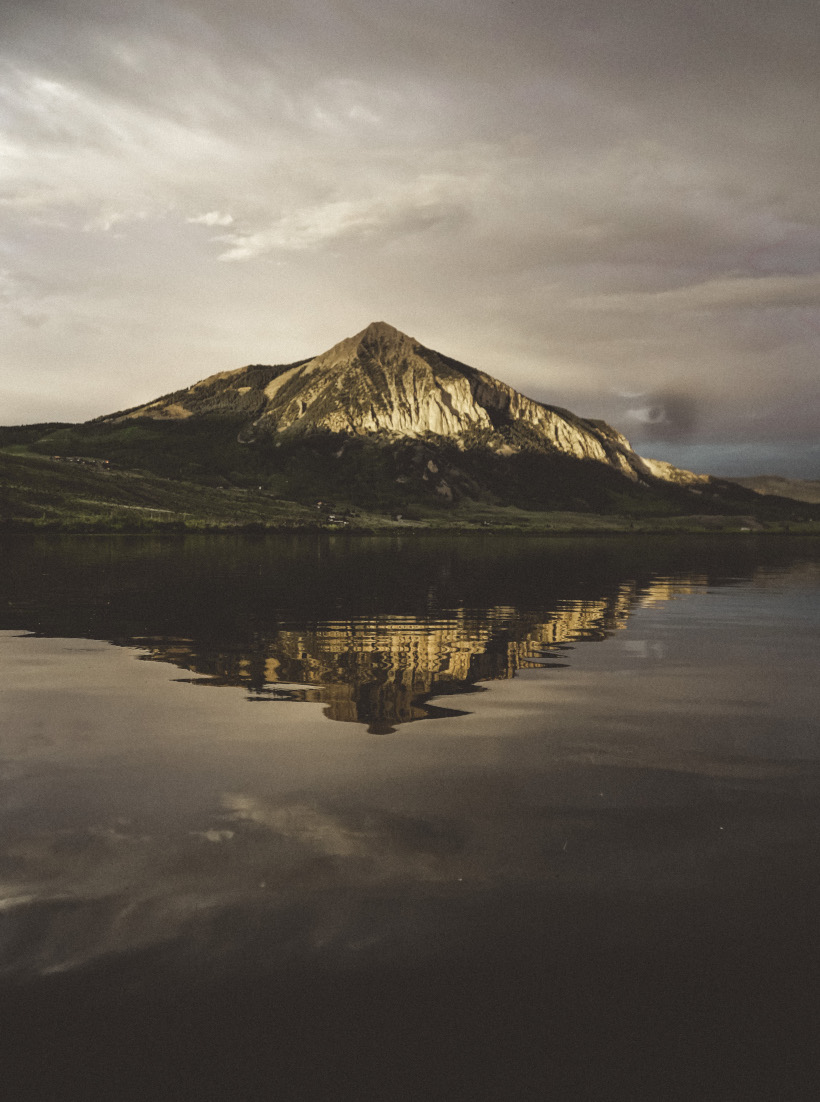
[3,448,819,534]
[0,423,74,447]
[3,418,819,532]
[0,449,319,531]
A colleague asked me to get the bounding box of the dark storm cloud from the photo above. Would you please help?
[625,390,699,444]
[1,0,819,473]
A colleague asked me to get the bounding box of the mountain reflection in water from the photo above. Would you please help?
[2,534,820,1100]
[138,591,690,733]
[0,533,724,732]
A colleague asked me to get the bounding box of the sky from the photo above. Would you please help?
[1,0,819,476]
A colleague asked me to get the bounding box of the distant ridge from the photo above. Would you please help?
[727,476,820,505]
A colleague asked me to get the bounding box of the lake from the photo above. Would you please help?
[1,533,819,1100]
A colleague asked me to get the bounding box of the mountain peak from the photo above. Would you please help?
[358,320,405,341]
[351,320,415,354]
[307,321,415,369]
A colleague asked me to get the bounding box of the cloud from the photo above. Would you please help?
[625,390,699,443]
[216,178,472,259]
[2,0,819,472]
[187,211,233,227]
[0,266,52,328]
[580,274,820,314]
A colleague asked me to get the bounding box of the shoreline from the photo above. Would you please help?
[2,517,820,537]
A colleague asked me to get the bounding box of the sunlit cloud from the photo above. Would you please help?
[216,177,473,259]
[187,211,234,227]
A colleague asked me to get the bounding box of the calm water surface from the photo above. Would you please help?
[1,534,819,1100]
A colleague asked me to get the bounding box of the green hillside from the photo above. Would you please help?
[2,420,818,532]
[7,417,761,513]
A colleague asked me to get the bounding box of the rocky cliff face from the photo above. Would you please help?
[110,320,700,486]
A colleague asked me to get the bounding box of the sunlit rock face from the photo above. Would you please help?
[640,457,709,486]
[109,321,697,485]
[258,323,492,440]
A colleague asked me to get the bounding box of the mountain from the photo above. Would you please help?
[12,321,814,522]
[99,320,703,486]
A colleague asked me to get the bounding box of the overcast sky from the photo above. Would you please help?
[2,0,819,475]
